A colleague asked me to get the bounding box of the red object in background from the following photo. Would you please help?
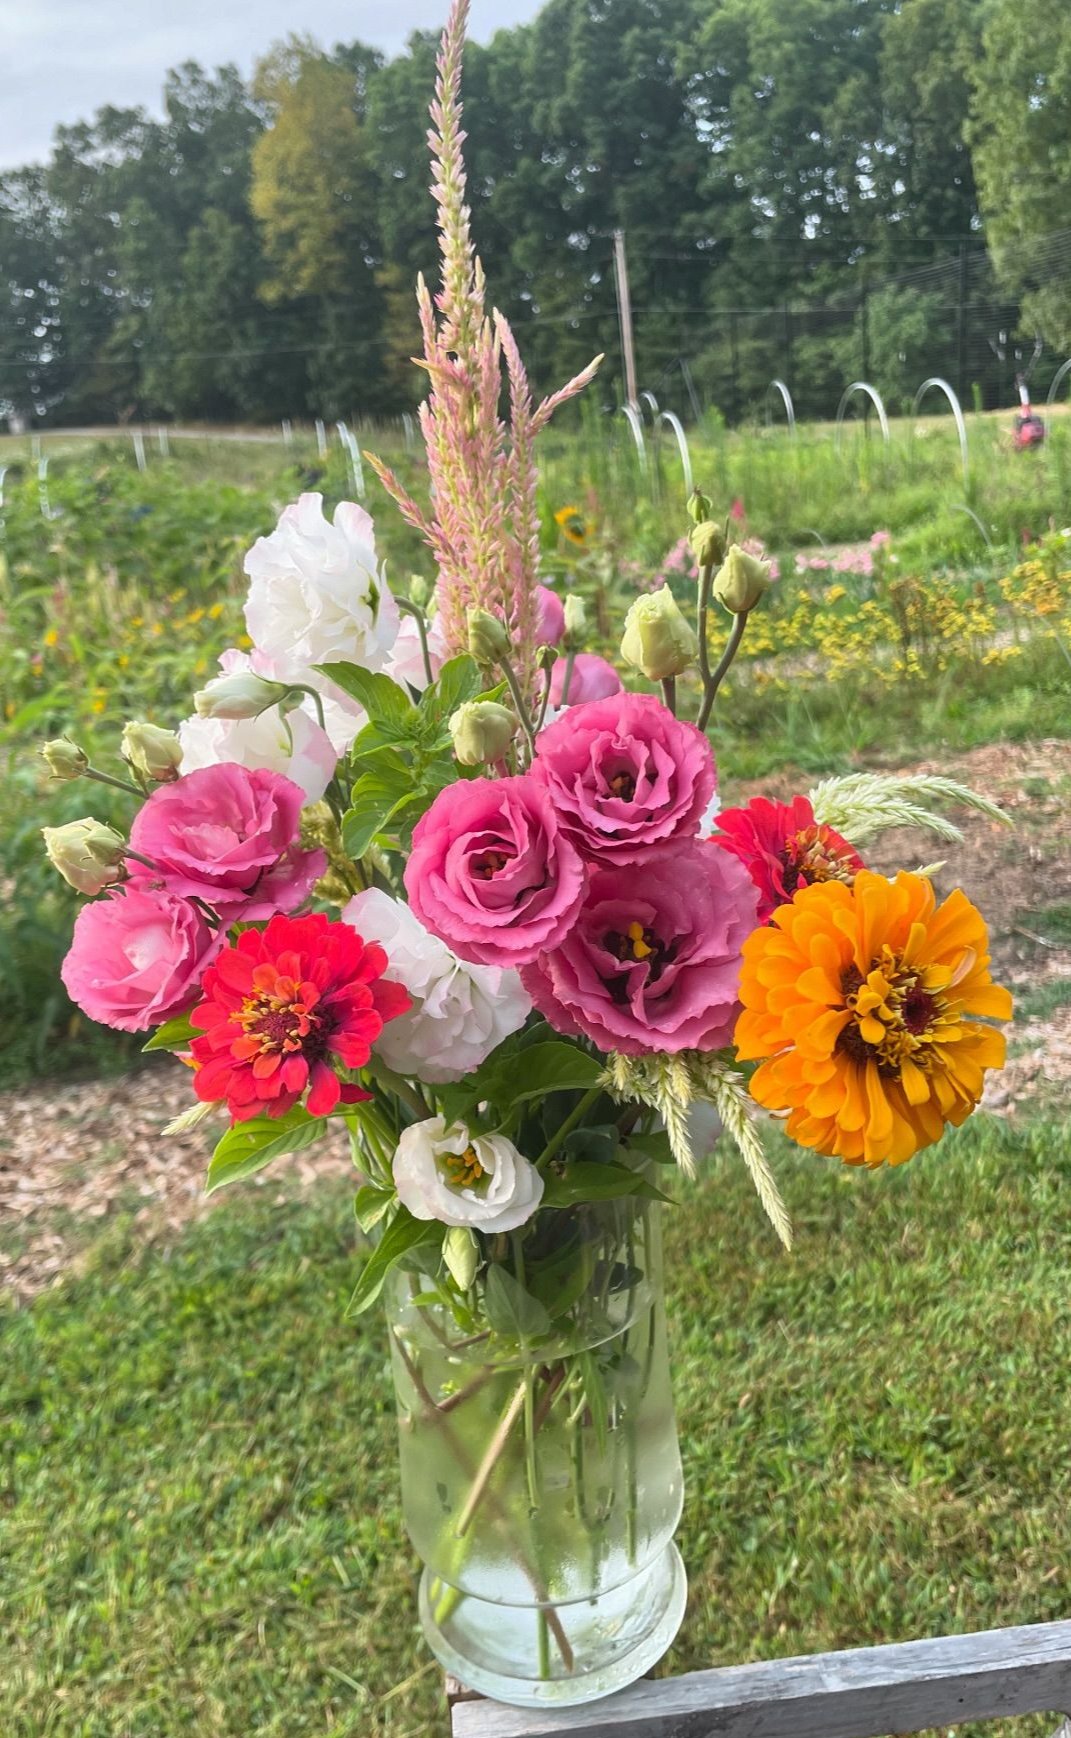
[1013,372,1046,450]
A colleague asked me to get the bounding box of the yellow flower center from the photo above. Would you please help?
[626,920,654,960]
[442,1145,486,1189]
[841,945,954,1077]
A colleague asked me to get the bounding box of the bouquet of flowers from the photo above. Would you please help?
[39,0,1012,1708]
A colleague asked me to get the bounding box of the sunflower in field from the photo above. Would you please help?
[554,504,588,548]
[735,870,1011,1167]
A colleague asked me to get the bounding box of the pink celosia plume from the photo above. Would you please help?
[366,0,600,695]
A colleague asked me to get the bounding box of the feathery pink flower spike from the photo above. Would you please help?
[366,0,602,698]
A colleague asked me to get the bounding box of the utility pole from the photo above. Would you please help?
[613,229,639,410]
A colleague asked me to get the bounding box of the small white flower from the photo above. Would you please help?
[393,1116,544,1233]
[244,492,399,680]
[193,670,291,720]
[342,890,531,1083]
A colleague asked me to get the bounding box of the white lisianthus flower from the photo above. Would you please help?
[384,610,448,692]
[244,492,399,680]
[179,651,339,802]
[393,1116,544,1233]
[342,889,531,1083]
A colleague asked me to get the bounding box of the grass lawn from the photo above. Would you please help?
[4,1110,1070,1737]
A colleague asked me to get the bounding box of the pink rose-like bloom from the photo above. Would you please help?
[521,845,759,1055]
[534,585,566,647]
[61,887,224,1033]
[128,763,325,920]
[532,691,716,867]
[548,652,623,708]
[405,776,587,968]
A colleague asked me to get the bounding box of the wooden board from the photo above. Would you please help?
[450,1619,1071,1738]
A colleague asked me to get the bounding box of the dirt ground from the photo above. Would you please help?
[3,740,1069,1307]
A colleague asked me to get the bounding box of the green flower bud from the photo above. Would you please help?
[42,817,126,896]
[562,594,587,651]
[193,671,292,721]
[620,588,700,682]
[449,700,516,767]
[408,573,431,608]
[467,608,512,666]
[712,546,774,614]
[121,720,183,783]
[40,736,89,782]
[687,488,713,525]
[689,520,726,570]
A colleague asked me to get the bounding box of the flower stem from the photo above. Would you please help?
[536,1084,603,1170]
[498,654,537,761]
[363,1055,431,1122]
[87,766,143,798]
[397,596,435,689]
[558,649,577,707]
[696,609,749,733]
[660,675,677,716]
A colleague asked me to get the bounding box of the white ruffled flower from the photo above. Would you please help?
[342,889,531,1083]
[393,1116,544,1233]
[179,650,338,801]
[244,492,399,681]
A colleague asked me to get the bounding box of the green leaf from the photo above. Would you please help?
[205,1109,323,1196]
[142,1012,197,1053]
[621,1130,676,1166]
[418,654,483,726]
[540,1162,673,1209]
[342,770,415,858]
[483,1265,552,1339]
[315,662,415,726]
[462,1043,603,1116]
[346,1209,442,1317]
[354,1184,395,1234]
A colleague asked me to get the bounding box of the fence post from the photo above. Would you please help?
[957,243,969,406]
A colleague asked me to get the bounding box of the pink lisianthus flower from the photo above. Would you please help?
[405,776,586,968]
[61,887,224,1033]
[534,584,566,647]
[532,691,716,866]
[128,763,325,921]
[547,652,622,708]
[520,844,758,1055]
[710,794,865,924]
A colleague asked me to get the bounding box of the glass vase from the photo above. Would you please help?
[383,1196,686,1708]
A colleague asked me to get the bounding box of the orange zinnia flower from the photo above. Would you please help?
[735,870,1012,1167]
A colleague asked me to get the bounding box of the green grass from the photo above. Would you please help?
[4,1112,1071,1736]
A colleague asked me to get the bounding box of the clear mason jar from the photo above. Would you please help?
[383,1196,686,1708]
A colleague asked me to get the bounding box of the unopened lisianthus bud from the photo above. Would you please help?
[42,817,126,895]
[193,671,292,721]
[41,737,89,781]
[121,720,183,783]
[687,488,713,525]
[449,700,516,767]
[620,588,699,681]
[408,573,431,608]
[689,520,726,570]
[467,608,512,666]
[712,545,773,614]
[562,594,587,651]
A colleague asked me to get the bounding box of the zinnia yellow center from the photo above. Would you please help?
[840,945,953,1089]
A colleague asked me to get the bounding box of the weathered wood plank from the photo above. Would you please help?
[451,1620,1071,1738]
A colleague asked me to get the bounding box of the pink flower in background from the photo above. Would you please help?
[61,887,223,1033]
[547,652,622,708]
[532,691,716,866]
[870,529,892,549]
[534,585,566,646]
[128,763,325,920]
[520,845,758,1055]
[405,775,586,967]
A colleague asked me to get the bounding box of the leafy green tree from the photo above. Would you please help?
[969,0,1071,347]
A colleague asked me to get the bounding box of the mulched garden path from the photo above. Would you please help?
[3,740,1069,1307]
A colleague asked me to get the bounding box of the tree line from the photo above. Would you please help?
[1,0,1068,427]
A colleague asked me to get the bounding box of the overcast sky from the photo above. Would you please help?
[0,0,542,169]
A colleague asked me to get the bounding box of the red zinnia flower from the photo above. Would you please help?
[190,912,410,1122]
[711,794,864,924]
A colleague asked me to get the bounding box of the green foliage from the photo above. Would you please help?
[206,1109,326,1196]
